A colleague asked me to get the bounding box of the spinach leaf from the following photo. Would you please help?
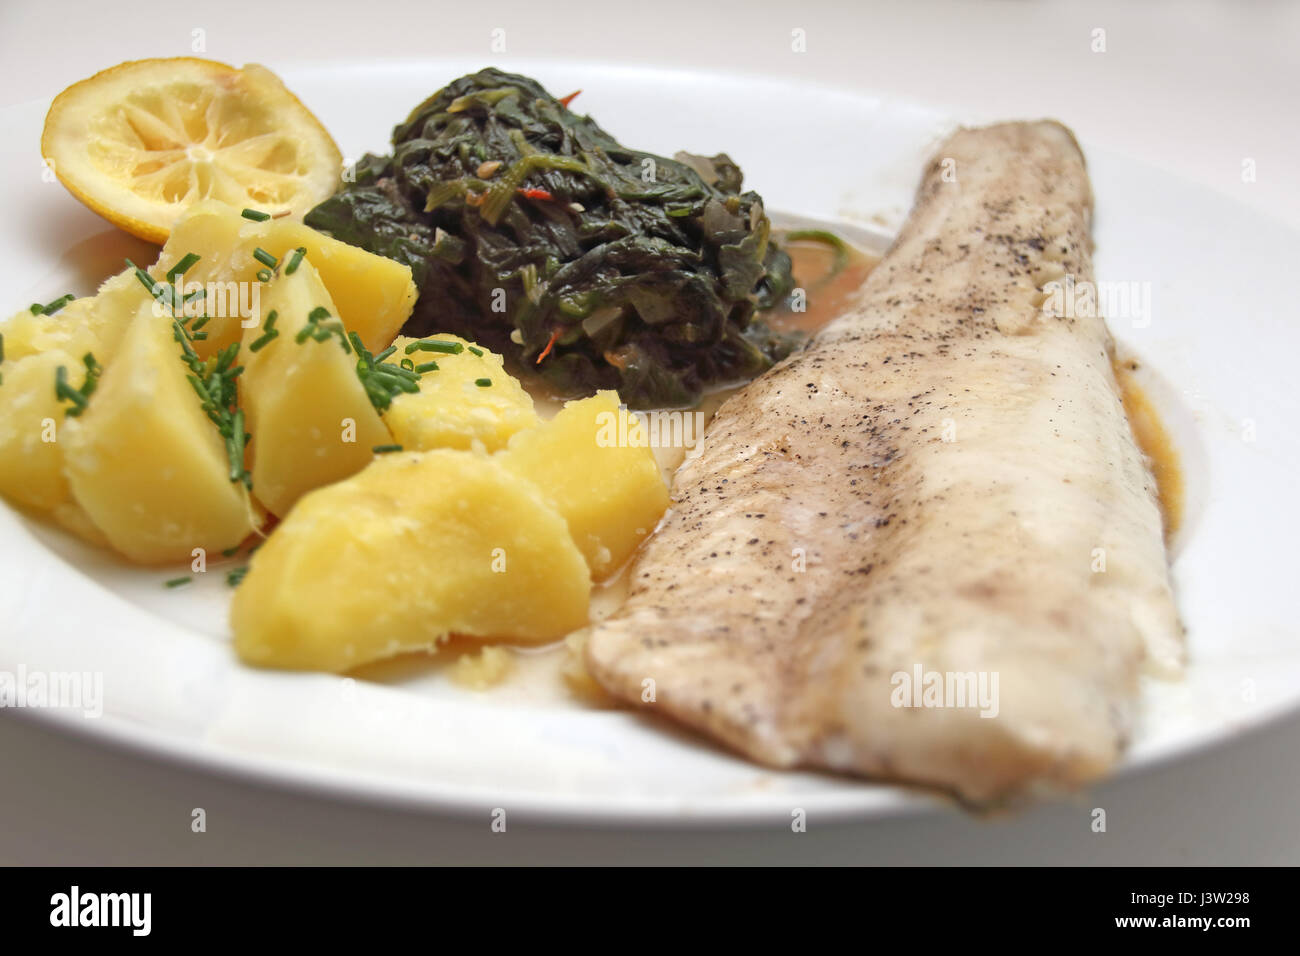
[306,68,798,408]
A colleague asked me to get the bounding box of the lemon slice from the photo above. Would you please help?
[42,58,342,244]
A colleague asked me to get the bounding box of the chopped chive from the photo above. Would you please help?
[172,320,197,356]
[190,315,211,332]
[227,408,246,483]
[374,362,419,381]
[39,293,76,315]
[164,576,192,589]
[54,366,83,406]
[372,444,404,454]
[350,333,424,413]
[80,353,101,388]
[257,269,272,282]
[54,359,99,417]
[414,361,439,373]
[405,339,463,355]
[144,258,248,491]
[475,377,492,387]
[30,303,43,314]
[308,306,331,322]
[241,208,271,221]
[400,357,415,371]
[221,545,241,557]
[253,247,278,269]
[468,346,483,356]
[186,373,209,403]
[0,332,5,364]
[125,259,157,295]
[166,253,201,284]
[249,329,279,352]
[264,310,278,331]
[216,343,239,373]
[226,565,249,587]
[284,247,306,275]
[374,377,418,395]
[294,325,313,344]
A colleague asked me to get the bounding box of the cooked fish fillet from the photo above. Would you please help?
[585,121,1182,803]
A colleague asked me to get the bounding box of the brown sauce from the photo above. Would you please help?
[1113,359,1184,540]
[768,235,880,335]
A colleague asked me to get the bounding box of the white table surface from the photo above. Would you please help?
[1,0,1296,865]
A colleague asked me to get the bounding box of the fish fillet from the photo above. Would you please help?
[585,121,1182,803]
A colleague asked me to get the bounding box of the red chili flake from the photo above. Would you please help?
[518,188,554,201]
[536,328,561,365]
[558,89,582,108]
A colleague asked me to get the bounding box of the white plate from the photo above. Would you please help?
[2,59,1298,824]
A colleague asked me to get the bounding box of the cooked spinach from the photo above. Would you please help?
[304,68,798,408]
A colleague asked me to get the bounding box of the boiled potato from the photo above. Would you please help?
[155,200,417,358]
[2,299,101,365]
[257,220,417,354]
[1,269,145,366]
[0,272,146,538]
[63,300,256,563]
[381,334,538,452]
[152,199,264,359]
[498,391,670,578]
[1,200,414,552]
[451,645,515,690]
[238,258,390,518]
[0,348,83,512]
[231,449,592,672]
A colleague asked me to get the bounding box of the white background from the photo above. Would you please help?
[1,0,1297,864]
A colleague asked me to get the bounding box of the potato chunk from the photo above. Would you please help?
[257,221,417,354]
[231,449,592,672]
[0,348,82,512]
[238,259,390,518]
[152,200,264,359]
[154,200,417,359]
[62,301,256,563]
[1,269,145,366]
[451,645,515,690]
[498,391,670,578]
[381,334,538,452]
[0,273,152,542]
